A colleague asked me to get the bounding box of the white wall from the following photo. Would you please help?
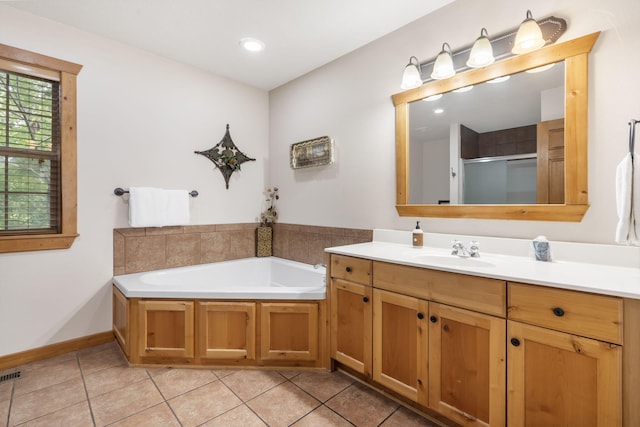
[0,6,269,356]
[269,0,640,243]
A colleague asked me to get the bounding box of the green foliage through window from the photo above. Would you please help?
[0,70,60,234]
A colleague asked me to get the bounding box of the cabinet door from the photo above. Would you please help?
[112,286,129,357]
[508,321,621,427]
[198,301,256,361]
[330,279,372,377]
[260,302,318,361]
[373,289,428,406]
[137,300,194,359]
[429,303,506,427]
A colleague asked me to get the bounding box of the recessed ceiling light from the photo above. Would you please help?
[487,75,510,84]
[433,108,444,114]
[526,63,555,73]
[239,37,265,52]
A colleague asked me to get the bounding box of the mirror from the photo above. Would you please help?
[392,32,600,221]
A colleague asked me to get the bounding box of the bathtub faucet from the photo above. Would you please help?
[314,263,326,270]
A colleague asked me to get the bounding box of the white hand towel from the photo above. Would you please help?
[615,153,639,245]
[163,190,190,226]
[129,187,167,227]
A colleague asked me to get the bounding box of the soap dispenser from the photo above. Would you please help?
[413,221,423,247]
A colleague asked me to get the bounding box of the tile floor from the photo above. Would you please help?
[0,341,444,426]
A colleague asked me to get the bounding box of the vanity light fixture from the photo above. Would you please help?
[400,56,423,89]
[239,37,266,52]
[430,43,455,80]
[466,28,495,68]
[512,10,546,54]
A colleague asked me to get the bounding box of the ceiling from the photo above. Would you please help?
[5,0,455,90]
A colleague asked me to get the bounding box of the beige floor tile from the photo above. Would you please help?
[247,381,320,427]
[211,369,234,379]
[15,400,93,427]
[201,404,267,427]
[0,381,13,401]
[1,399,9,426]
[221,370,285,401]
[77,340,118,356]
[291,371,354,402]
[151,367,217,399]
[109,403,181,427]
[291,405,352,426]
[326,383,399,427]
[278,369,301,379]
[169,380,242,427]
[9,378,87,426]
[20,352,77,372]
[84,364,149,398]
[78,345,127,375]
[380,407,442,427]
[90,378,164,426]
[13,358,82,397]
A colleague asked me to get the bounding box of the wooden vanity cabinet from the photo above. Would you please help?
[329,255,373,377]
[507,282,623,427]
[373,288,429,405]
[197,301,256,361]
[429,302,506,427]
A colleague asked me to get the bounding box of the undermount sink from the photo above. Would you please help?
[414,255,496,268]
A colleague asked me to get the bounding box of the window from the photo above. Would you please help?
[0,44,82,253]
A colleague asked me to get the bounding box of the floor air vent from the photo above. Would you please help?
[0,370,22,383]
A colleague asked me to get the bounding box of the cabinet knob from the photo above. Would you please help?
[417,312,424,320]
[363,296,369,303]
[510,338,521,347]
[552,307,565,317]
[429,315,437,323]
[345,266,352,273]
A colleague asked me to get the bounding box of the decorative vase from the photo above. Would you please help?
[256,226,273,257]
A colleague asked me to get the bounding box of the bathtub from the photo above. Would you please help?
[113,256,326,300]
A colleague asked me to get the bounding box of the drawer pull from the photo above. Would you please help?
[552,307,565,317]
[417,312,425,320]
[363,296,369,303]
[429,315,438,323]
[345,266,352,273]
[511,338,521,347]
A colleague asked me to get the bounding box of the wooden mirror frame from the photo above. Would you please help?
[392,32,600,221]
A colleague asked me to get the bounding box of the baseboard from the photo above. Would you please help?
[0,331,114,371]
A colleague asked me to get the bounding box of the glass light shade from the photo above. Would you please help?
[430,43,455,80]
[466,29,494,68]
[512,10,545,54]
[400,56,422,90]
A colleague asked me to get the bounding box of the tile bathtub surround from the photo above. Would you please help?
[273,223,373,265]
[114,223,373,274]
[0,341,443,427]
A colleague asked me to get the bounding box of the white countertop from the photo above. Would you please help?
[326,240,640,299]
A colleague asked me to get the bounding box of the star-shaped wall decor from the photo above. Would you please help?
[195,124,255,189]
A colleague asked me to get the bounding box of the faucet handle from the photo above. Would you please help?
[469,240,480,257]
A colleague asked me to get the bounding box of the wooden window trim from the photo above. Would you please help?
[0,44,82,253]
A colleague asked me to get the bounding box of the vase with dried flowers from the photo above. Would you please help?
[256,187,279,256]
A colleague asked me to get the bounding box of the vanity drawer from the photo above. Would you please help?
[373,261,506,317]
[331,255,372,286]
[508,282,623,344]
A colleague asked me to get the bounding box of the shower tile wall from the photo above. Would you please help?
[113,223,372,275]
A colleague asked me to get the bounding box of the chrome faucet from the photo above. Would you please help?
[451,240,480,258]
[451,240,469,258]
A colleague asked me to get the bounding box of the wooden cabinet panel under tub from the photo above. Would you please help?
[112,285,328,369]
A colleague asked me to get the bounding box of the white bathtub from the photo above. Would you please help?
[113,256,326,300]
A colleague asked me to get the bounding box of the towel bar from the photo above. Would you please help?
[630,119,638,156]
[114,187,198,197]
